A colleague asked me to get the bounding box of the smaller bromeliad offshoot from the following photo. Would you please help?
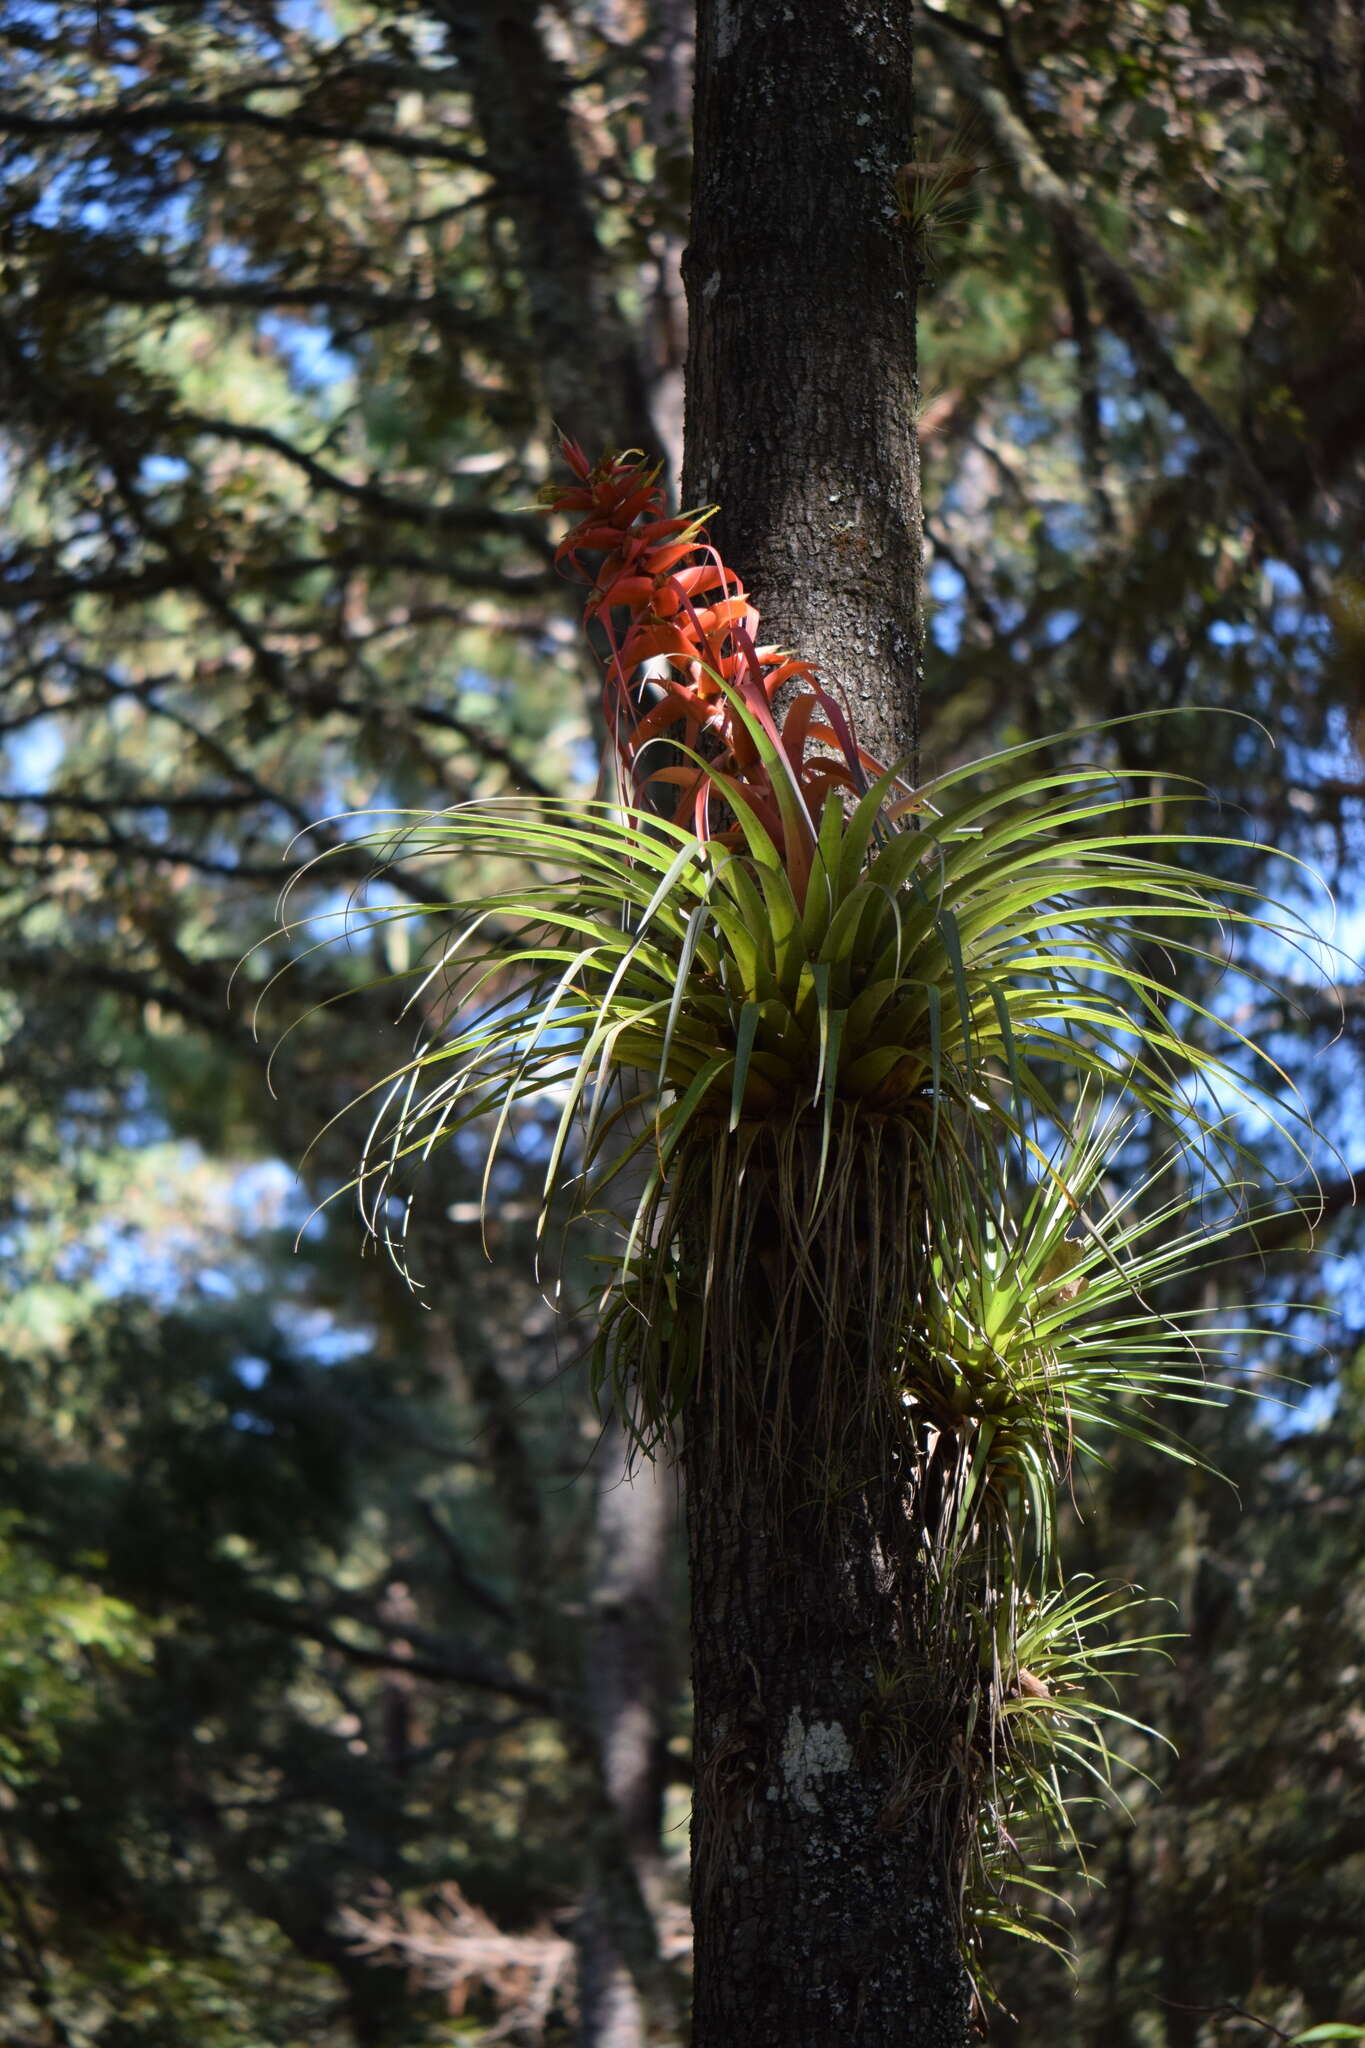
[264,439,1334,1982]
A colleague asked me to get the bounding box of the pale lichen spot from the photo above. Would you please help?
[780,1708,853,1814]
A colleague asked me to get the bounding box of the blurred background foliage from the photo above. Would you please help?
[0,0,1362,2042]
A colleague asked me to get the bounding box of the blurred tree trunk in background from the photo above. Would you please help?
[578,1427,675,2047]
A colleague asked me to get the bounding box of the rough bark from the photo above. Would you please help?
[682,0,925,776]
[669,1118,982,2048]
[680,5,972,2041]
[686,1425,969,2047]
[679,1136,971,2046]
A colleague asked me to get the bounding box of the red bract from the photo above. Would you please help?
[545,442,886,867]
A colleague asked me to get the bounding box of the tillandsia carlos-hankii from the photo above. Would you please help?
[267,439,1331,1981]
[547,436,907,888]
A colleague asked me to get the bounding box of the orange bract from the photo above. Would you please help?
[546,440,885,858]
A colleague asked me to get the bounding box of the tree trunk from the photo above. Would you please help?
[680,1135,970,2046]
[681,4,972,2040]
[428,20,688,2034]
[440,0,663,460]
[579,1422,678,2048]
[682,0,925,775]
[685,1456,970,2047]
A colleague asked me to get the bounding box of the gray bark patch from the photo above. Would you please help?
[779,1709,853,1814]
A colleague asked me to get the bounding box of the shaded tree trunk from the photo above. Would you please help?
[681,4,972,2041]
[686,1411,969,2046]
[682,0,925,776]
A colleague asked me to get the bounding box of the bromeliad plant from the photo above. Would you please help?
[547,437,876,872]
[271,442,1325,1976]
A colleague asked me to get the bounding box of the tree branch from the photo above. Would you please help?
[919,8,1319,597]
[310,687,558,799]
[31,266,511,349]
[257,1604,554,1710]
[1216,1173,1360,1264]
[0,549,554,612]
[0,786,272,813]
[0,831,288,881]
[0,96,489,172]
[172,413,551,553]
[415,1499,518,1624]
[1054,232,1116,536]
[0,947,259,1044]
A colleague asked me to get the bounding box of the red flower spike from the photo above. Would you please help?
[558,437,592,481]
[543,439,891,879]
